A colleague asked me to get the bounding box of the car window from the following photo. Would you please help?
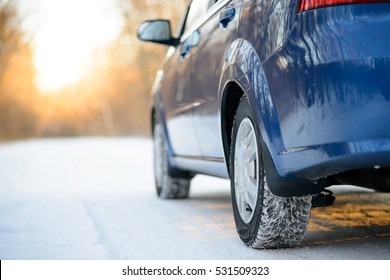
[209,0,219,7]
[171,0,192,37]
[184,0,215,31]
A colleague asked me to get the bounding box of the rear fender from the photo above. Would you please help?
[219,39,326,196]
[219,39,283,167]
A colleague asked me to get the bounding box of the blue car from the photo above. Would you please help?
[137,0,390,249]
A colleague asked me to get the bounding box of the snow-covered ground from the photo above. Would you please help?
[0,138,230,259]
[0,138,389,259]
[0,138,155,259]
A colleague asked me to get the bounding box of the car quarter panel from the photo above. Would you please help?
[236,1,390,181]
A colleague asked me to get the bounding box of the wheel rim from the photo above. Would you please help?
[153,123,164,187]
[234,117,259,224]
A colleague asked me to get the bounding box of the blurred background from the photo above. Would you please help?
[0,0,187,141]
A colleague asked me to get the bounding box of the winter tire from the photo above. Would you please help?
[230,96,312,249]
[153,115,191,199]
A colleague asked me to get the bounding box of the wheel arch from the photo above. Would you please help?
[219,39,274,176]
[219,39,327,196]
[220,81,245,175]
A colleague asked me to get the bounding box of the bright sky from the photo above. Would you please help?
[23,0,124,92]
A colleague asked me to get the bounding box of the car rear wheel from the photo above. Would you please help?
[153,116,191,199]
[230,96,312,248]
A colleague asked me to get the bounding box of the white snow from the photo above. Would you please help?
[0,138,156,259]
[0,137,231,259]
[1,138,388,260]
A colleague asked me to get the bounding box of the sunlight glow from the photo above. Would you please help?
[31,0,123,92]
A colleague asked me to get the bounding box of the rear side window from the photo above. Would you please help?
[185,0,215,30]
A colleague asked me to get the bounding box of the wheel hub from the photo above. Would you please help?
[234,117,259,224]
[154,124,164,186]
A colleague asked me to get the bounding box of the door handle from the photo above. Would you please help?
[180,44,191,57]
[219,7,236,28]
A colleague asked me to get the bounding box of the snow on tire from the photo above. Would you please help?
[230,96,312,249]
[251,181,311,248]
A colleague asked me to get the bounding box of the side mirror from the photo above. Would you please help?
[137,20,179,46]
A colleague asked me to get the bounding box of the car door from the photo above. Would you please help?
[163,0,214,158]
[160,47,203,157]
[189,0,242,159]
[159,2,205,157]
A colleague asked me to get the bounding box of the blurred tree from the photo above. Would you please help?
[0,0,38,141]
[109,0,188,135]
[0,0,20,78]
[0,0,189,140]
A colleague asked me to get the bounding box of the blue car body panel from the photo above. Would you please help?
[151,0,390,196]
[236,2,390,181]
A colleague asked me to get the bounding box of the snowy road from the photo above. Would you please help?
[0,138,389,259]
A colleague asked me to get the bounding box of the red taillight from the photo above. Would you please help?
[297,0,390,12]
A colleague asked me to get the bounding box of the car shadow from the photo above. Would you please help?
[302,190,390,251]
[186,186,390,251]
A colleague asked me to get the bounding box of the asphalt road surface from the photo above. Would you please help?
[0,138,389,259]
